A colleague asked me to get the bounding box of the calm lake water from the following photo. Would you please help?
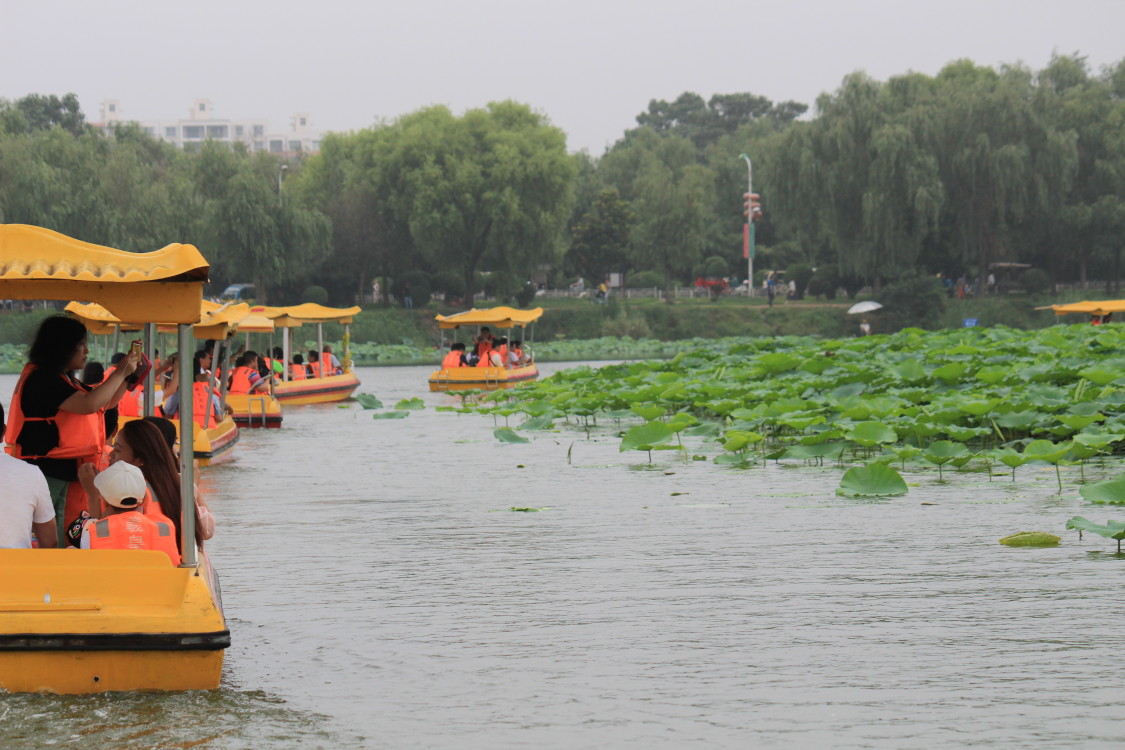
[3,363,1125,748]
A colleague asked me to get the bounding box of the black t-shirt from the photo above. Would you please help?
[17,369,90,482]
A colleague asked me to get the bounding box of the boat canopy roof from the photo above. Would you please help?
[66,299,254,339]
[1037,300,1125,316]
[434,306,543,330]
[250,302,361,327]
[1,224,208,324]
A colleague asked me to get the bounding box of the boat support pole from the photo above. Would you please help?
[317,323,324,370]
[282,327,291,382]
[203,340,221,430]
[218,335,232,414]
[344,323,351,371]
[142,322,156,417]
[178,323,198,569]
[111,324,121,363]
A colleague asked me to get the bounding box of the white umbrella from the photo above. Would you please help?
[847,301,883,315]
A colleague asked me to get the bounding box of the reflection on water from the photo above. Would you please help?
[4,364,1125,748]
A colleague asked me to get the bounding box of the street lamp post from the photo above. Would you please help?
[277,163,288,206]
[740,154,754,296]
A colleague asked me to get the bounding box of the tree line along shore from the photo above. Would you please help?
[1,53,1123,312]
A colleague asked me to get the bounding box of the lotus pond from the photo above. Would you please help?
[445,324,1125,547]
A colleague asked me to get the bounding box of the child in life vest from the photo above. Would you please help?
[78,460,180,565]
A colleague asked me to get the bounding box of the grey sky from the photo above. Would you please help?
[2,0,1122,154]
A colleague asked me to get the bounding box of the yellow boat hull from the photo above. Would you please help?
[428,364,539,391]
[226,392,283,428]
[0,549,228,694]
[274,371,360,405]
[119,415,239,466]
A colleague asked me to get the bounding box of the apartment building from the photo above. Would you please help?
[98,99,322,156]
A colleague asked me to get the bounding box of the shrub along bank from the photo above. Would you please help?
[0,291,1104,371]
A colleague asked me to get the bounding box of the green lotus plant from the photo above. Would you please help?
[1065,517,1125,553]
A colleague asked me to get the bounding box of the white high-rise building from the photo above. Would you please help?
[97,99,322,156]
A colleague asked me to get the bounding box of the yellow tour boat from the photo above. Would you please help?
[0,223,229,693]
[251,303,361,404]
[66,299,244,460]
[429,306,542,391]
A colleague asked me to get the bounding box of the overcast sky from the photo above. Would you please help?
[1,0,1122,154]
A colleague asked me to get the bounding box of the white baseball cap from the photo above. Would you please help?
[93,461,147,508]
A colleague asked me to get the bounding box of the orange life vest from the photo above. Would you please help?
[4,364,104,461]
[100,366,117,383]
[118,383,143,417]
[308,360,322,378]
[192,382,215,426]
[229,366,256,394]
[321,352,335,375]
[441,350,464,368]
[289,363,307,380]
[87,511,181,565]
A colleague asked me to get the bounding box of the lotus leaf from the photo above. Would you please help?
[620,421,675,452]
[372,411,410,419]
[494,428,531,444]
[630,404,665,421]
[355,394,384,410]
[847,421,897,447]
[394,397,425,410]
[998,531,1061,547]
[836,463,908,497]
[974,366,1009,385]
[519,415,556,431]
[828,382,867,401]
[1080,475,1125,505]
[932,363,967,382]
[1078,367,1118,386]
[1065,516,1125,552]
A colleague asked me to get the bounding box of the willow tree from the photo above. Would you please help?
[925,62,1077,294]
[192,144,330,302]
[621,134,711,300]
[358,101,574,301]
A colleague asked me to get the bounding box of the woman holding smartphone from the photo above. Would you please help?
[3,315,140,542]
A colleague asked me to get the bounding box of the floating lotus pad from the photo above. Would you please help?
[999,531,1061,547]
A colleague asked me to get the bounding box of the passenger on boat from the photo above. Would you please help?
[322,345,343,374]
[0,403,57,549]
[442,342,468,368]
[4,316,139,543]
[290,354,308,380]
[161,354,224,425]
[229,351,271,394]
[266,347,285,378]
[486,341,506,368]
[495,338,510,368]
[508,340,524,367]
[78,461,181,565]
[80,361,104,386]
[77,419,211,551]
[474,327,494,360]
[101,352,126,381]
[141,415,216,542]
[307,350,323,378]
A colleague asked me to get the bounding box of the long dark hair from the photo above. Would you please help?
[118,419,199,552]
[28,316,88,373]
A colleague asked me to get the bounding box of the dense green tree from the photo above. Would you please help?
[359,101,575,301]
[0,93,87,135]
[566,188,633,284]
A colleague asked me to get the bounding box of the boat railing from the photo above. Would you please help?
[246,396,268,427]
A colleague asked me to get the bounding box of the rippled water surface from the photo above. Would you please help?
[4,363,1125,749]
